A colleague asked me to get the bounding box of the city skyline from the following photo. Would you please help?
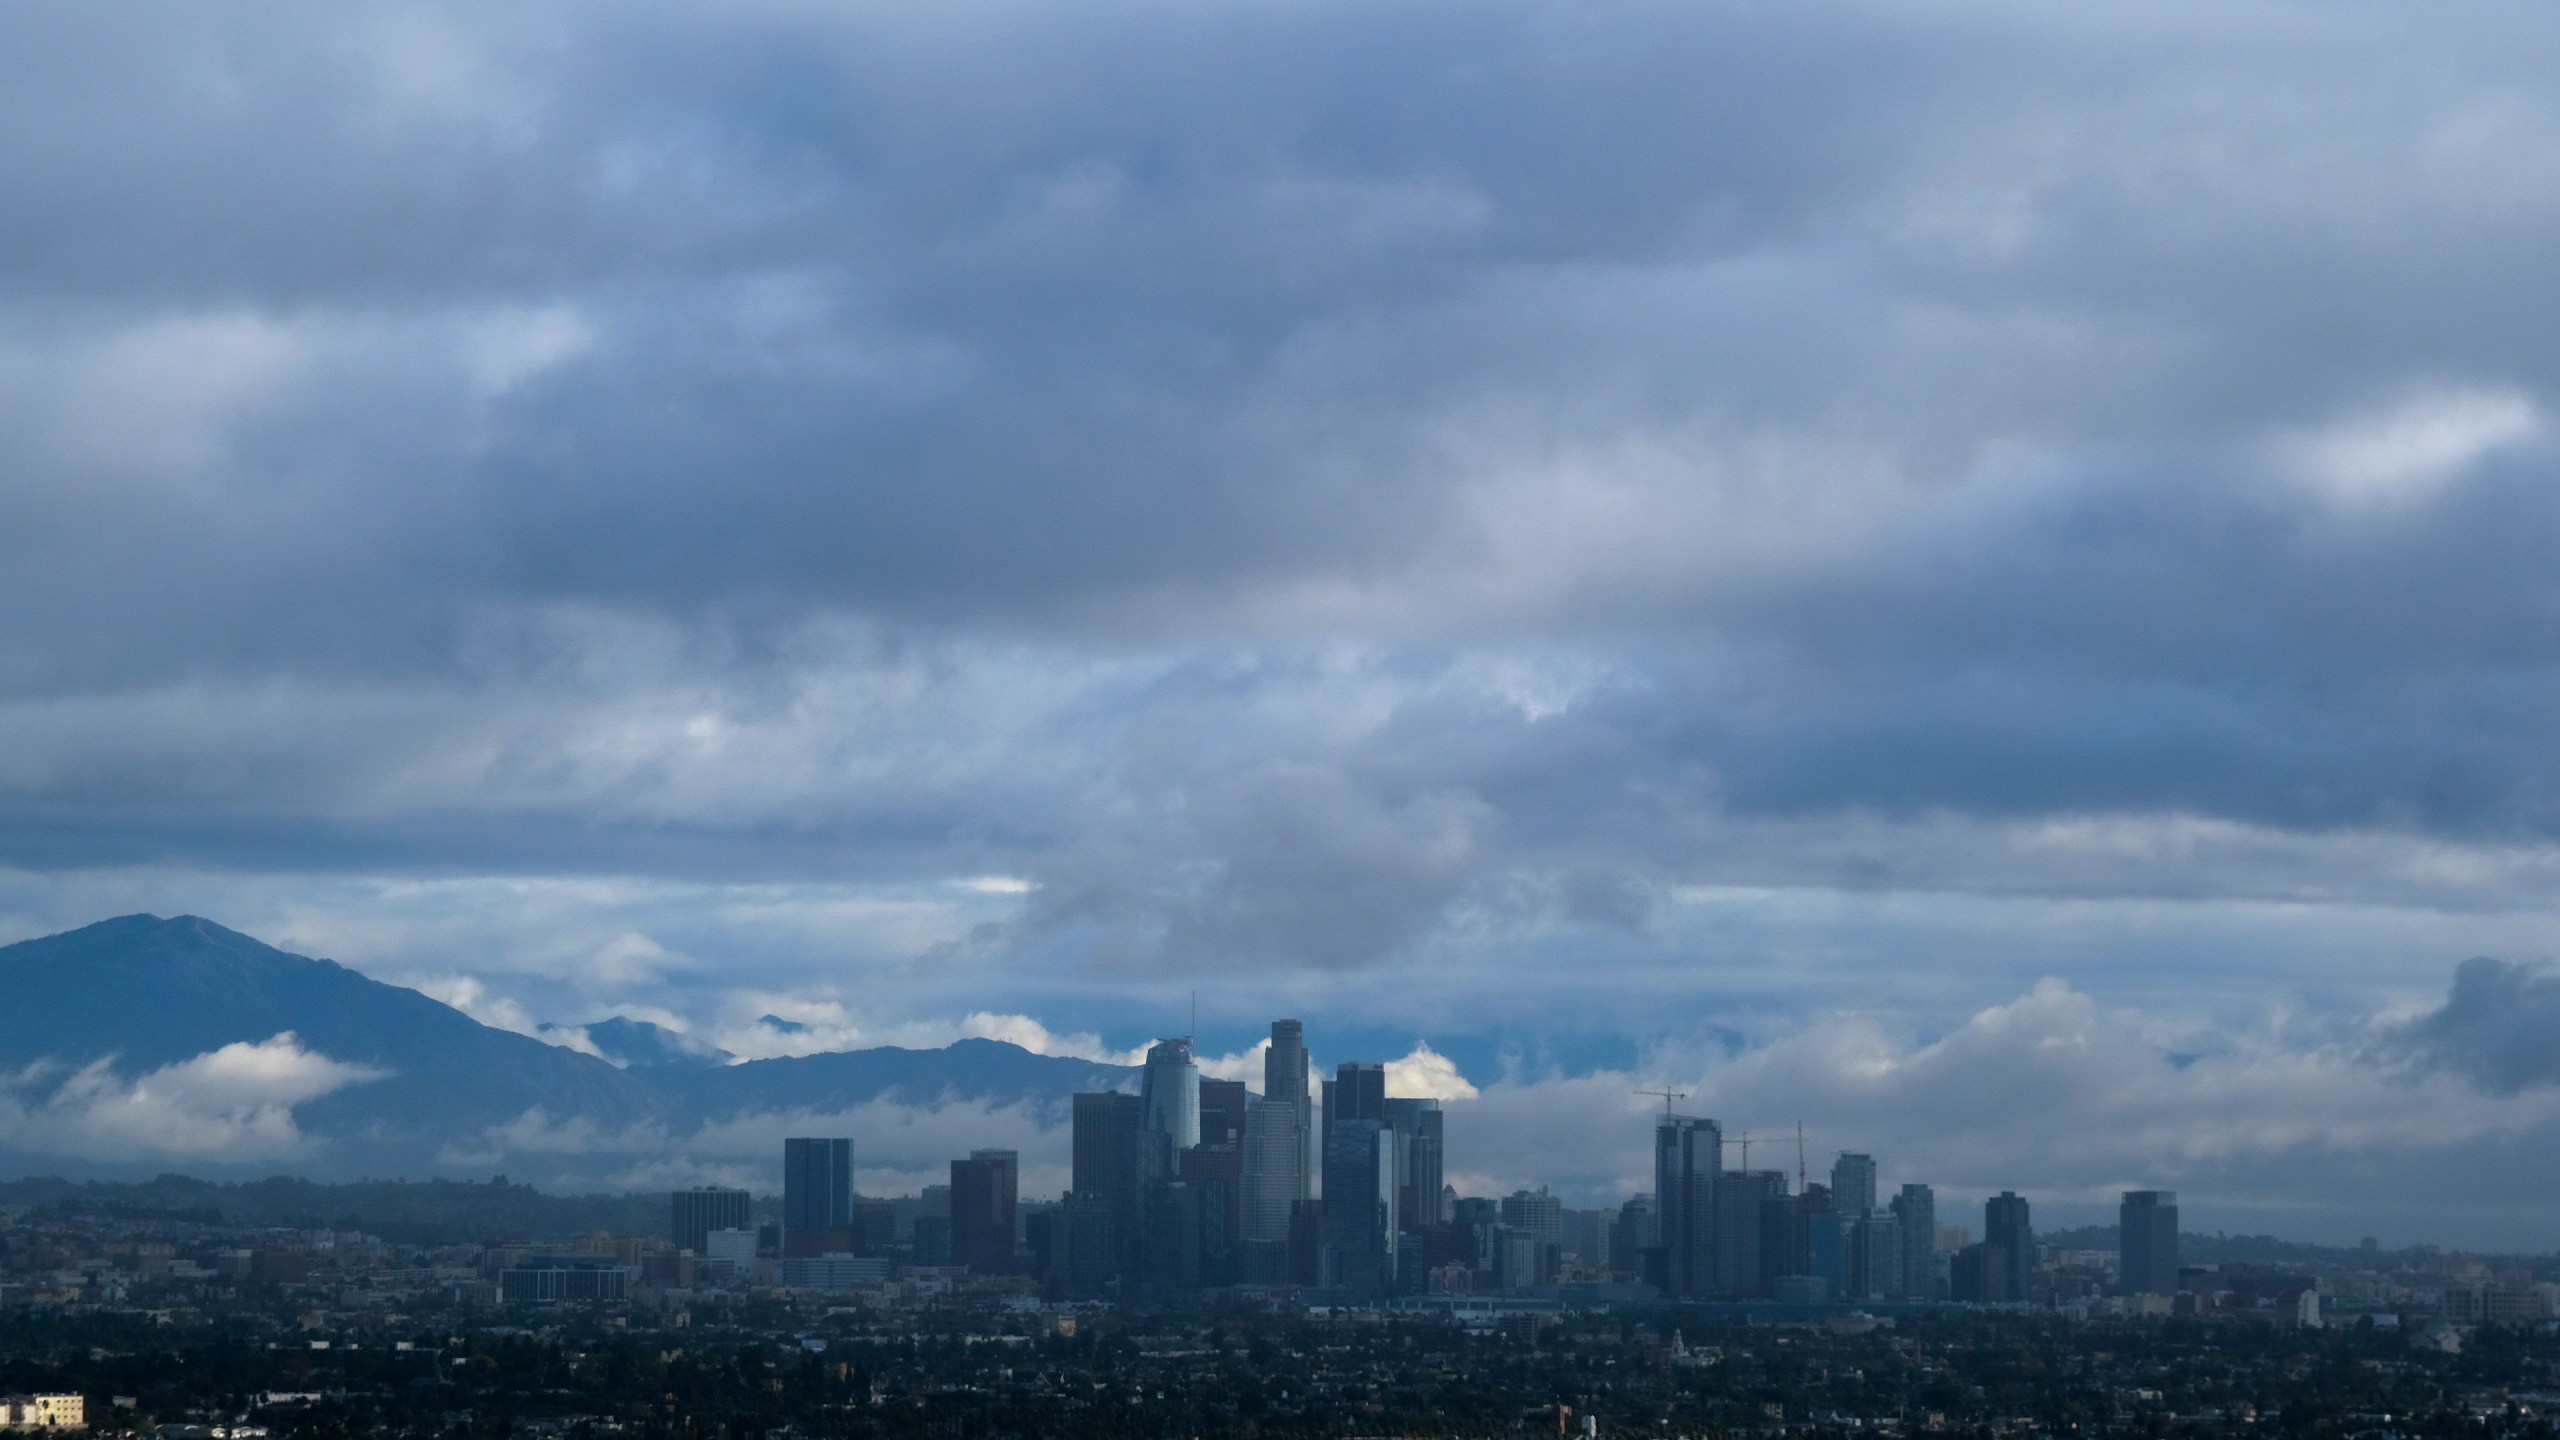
[7,1,2560,1257]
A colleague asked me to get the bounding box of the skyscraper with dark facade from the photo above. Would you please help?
[782,1137,853,1247]
[1322,1061,1386,1163]
[1323,1117,1397,1297]
[1198,1077,1249,1148]
[1265,1019,1314,1202]
[1985,1190,2035,1302]
[1715,1168,1786,1297]
[1891,1183,1937,1298]
[1652,1114,1720,1298]
[672,1185,751,1255]
[950,1149,1019,1274]
[1384,1096,1445,1233]
[2120,1190,2179,1296]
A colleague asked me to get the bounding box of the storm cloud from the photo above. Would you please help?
[6,0,2560,1236]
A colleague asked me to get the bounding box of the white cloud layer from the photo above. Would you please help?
[0,1034,384,1164]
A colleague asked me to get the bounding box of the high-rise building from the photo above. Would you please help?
[1240,1098,1304,1244]
[1985,1191,2035,1302]
[1891,1183,1937,1299]
[950,1150,1019,1274]
[1384,1097,1445,1233]
[1265,1020,1314,1203]
[1322,1061,1386,1168]
[1071,1091,1144,1280]
[1141,1039,1201,1149]
[783,1137,853,1240]
[1198,1078,1249,1148]
[1500,1188,1564,1247]
[1850,1212,1903,1299]
[2120,1190,2179,1296]
[1653,1114,1721,1298]
[1831,1152,1878,1217]
[1715,1169,1787,1297]
[1323,1118,1397,1297]
[1611,1193,1654,1277]
[671,1186,752,1255]
[1804,1190,1848,1298]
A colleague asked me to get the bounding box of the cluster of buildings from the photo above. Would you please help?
[638,1018,2221,1314]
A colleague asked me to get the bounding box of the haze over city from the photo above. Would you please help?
[6,1,2560,1251]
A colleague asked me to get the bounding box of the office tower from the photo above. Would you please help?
[1323,1118,1398,1297]
[1758,1188,1808,1293]
[1653,1114,1720,1298]
[671,1185,752,1255]
[1611,1194,1654,1277]
[1384,1097,1445,1234]
[1265,1019,1315,1203]
[1073,1092,1143,1205]
[1322,1060,1386,1165]
[1891,1183,1937,1299]
[1175,1137,1243,1285]
[1804,1189,1847,1298]
[1500,1188,1565,1247]
[1240,1098,1304,1243]
[2120,1190,2179,1296]
[1198,1078,1249,1148]
[1141,1038,1201,1149]
[783,1138,854,1246]
[1715,1169,1786,1297]
[1850,1212,1903,1299]
[950,1149,1019,1274]
[1985,1191,2035,1302]
[1831,1152,1878,1217]
[1046,1195,1120,1295]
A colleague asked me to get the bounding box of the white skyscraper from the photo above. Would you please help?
[1140,1036,1200,1149]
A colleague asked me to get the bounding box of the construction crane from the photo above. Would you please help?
[1733,1123,1812,1186]
[1634,1088,1687,1116]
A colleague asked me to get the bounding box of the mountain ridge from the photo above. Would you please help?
[0,914,1133,1188]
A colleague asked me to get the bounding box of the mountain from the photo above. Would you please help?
[664,1037,1133,1118]
[0,915,1136,1189]
[558,1016,735,1069]
[0,914,664,1142]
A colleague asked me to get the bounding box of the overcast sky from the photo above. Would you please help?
[7,0,2560,1242]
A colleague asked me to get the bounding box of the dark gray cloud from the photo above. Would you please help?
[5,0,2560,1011]
[2393,957,2560,1095]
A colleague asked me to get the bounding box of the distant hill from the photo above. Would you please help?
[0,915,1135,1189]
[554,1016,736,1069]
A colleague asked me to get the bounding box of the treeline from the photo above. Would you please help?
[0,1173,691,1244]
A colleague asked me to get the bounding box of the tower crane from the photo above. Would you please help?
[1634,1088,1687,1116]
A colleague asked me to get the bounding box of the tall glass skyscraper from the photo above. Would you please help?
[1264,1019,1313,1202]
[1653,1114,1721,1298]
[2120,1190,2179,1296]
[1141,1037,1200,1149]
[1986,1190,2036,1301]
[783,1137,853,1237]
[1891,1182,1937,1298]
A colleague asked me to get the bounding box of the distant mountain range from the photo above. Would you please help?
[0,915,1134,1190]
